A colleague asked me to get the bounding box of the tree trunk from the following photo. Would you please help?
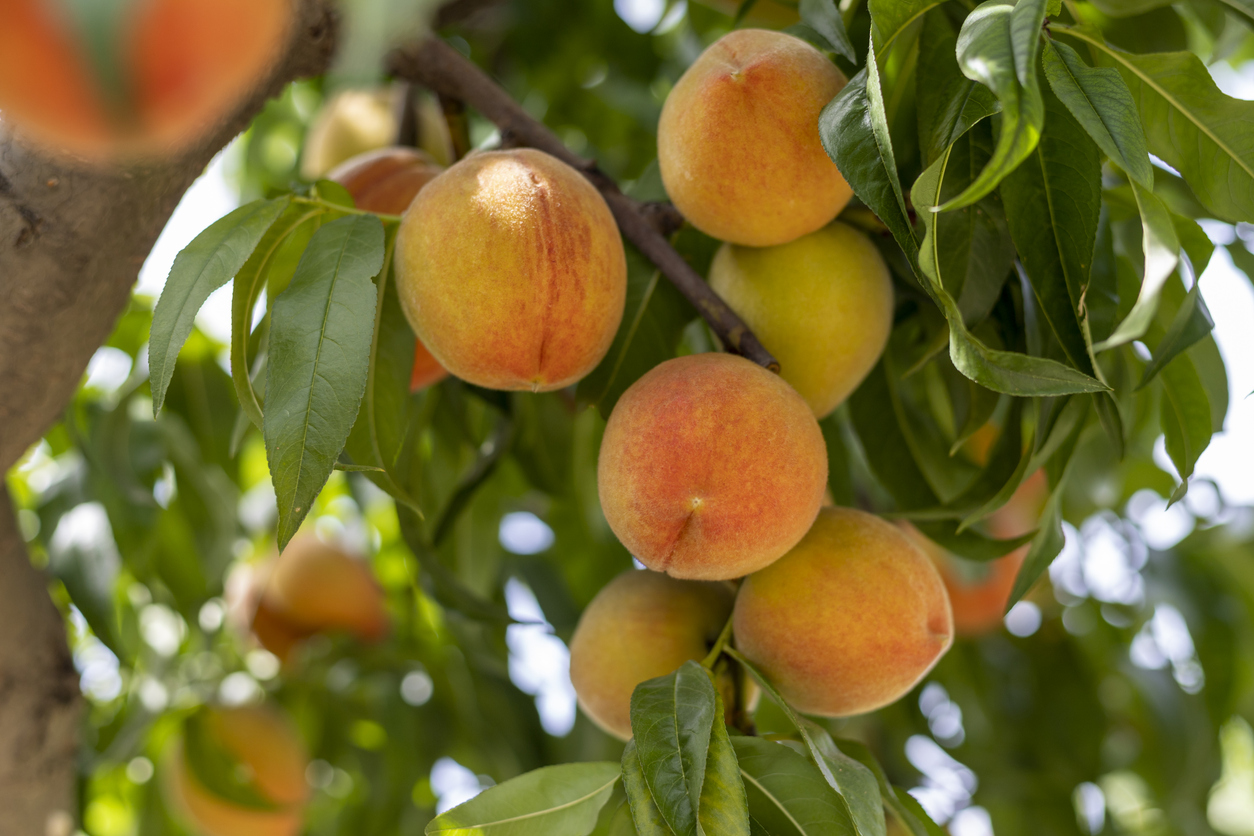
[0,3,337,830]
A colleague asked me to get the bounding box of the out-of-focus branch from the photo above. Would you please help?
[388,37,780,372]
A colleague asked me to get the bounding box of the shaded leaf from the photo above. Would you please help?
[732,737,855,836]
[1137,281,1214,389]
[800,0,857,61]
[1095,181,1180,350]
[1042,40,1153,189]
[151,198,289,414]
[425,762,621,835]
[397,505,516,624]
[264,214,384,549]
[916,10,1000,168]
[871,0,945,56]
[1160,351,1213,503]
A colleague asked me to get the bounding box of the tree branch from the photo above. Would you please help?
[388,37,780,372]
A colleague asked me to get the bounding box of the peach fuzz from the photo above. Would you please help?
[163,705,308,836]
[708,222,894,418]
[329,147,450,392]
[657,29,851,247]
[733,507,954,717]
[395,148,627,391]
[597,353,827,580]
[569,570,734,740]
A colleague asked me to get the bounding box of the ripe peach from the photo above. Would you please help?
[707,222,894,418]
[163,705,308,836]
[597,353,828,580]
[329,147,449,392]
[913,470,1050,636]
[0,0,291,157]
[569,570,735,740]
[395,149,627,391]
[301,89,401,180]
[262,534,389,645]
[657,29,851,247]
[733,507,954,717]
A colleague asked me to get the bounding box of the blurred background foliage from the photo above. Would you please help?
[5,0,1254,834]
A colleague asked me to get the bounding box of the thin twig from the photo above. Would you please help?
[388,37,780,371]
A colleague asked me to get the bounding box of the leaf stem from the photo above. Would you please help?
[701,610,736,670]
[291,196,403,224]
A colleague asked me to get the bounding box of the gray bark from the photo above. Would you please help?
[0,3,338,832]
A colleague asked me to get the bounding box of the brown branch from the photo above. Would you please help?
[388,37,780,372]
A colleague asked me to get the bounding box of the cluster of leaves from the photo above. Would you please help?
[9,0,1254,832]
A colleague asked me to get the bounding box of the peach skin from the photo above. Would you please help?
[658,29,851,247]
[708,222,894,418]
[733,507,954,717]
[395,148,627,392]
[569,570,735,740]
[597,353,828,580]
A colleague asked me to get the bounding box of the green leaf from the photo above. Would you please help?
[1002,77,1103,376]
[800,726,885,836]
[630,661,717,836]
[936,0,1047,212]
[578,250,695,419]
[1137,281,1214,389]
[230,205,325,429]
[623,741,674,836]
[871,0,945,56]
[425,762,621,835]
[732,737,856,836]
[264,214,384,549]
[916,11,1001,168]
[699,691,751,836]
[913,149,1110,395]
[150,198,289,414]
[1160,351,1213,503]
[397,505,516,624]
[820,33,918,266]
[800,0,857,61]
[849,362,941,510]
[1066,30,1254,223]
[890,789,948,836]
[1095,182,1180,350]
[1042,40,1154,189]
[913,519,1036,561]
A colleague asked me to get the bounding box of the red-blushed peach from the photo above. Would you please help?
[569,570,735,740]
[733,507,954,716]
[329,147,450,391]
[163,705,308,836]
[394,148,627,391]
[657,29,851,247]
[707,222,894,418]
[263,534,389,647]
[597,353,828,580]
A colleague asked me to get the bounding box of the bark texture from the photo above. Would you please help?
[0,3,338,832]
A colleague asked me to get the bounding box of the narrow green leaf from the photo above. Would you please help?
[913,520,1036,561]
[264,214,384,549]
[1094,181,1180,350]
[871,0,945,56]
[623,741,676,836]
[630,662,717,836]
[1160,351,1213,503]
[913,149,1110,395]
[1041,40,1153,189]
[799,724,885,836]
[935,0,1047,212]
[699,692,751,836]
[733,0,759,26]
[820,33,918,265]
[1137,281,1214,389]
[732,737,856,836]
[1066,29,1254,223]
[150,198,289,414]
[891,789,948,836]
[425,762,621,836]
[916,10,1000,168]
[800,0,857,61]
[1002,78,1103,375]
[849,362,942,510]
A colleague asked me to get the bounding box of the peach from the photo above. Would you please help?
[329,147,449,391]
[163,705,308,836]
[597,353,828,580]
[301,89,402,180]
[569,570,735,740]
[395,148,627,391]
[708,222,894,418]
[913,470,1050,636]
[657,29,851,247]
[733,507,954,717]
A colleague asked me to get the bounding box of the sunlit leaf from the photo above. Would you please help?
[424,762,621,835]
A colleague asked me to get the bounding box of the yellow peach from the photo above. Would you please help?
[597,353,828,580]
[733,507,954,716]
[569,570,735,740]
[395,149,627,391]
[658,29,851,247]
[708,222,894,418]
